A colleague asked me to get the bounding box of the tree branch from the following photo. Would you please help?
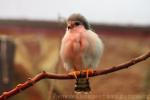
[0,51,150,100]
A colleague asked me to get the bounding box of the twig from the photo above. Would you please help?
[0,51,150,100]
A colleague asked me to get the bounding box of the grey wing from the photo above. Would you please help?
[83,31,104,69]
[91,39,104,69]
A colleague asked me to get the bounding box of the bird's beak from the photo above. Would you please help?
[67,23,73,29]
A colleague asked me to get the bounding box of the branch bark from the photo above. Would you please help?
[0,51,150,100]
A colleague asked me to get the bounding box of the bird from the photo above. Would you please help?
[60,13,104,93]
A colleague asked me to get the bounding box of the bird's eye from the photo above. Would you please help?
[74,22,81,26]
[67,26,71,29]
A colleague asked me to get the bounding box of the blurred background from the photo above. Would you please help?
[0,0,150,100]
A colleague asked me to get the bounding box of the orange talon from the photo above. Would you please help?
[82,69,94,79]
[68,71,80,79]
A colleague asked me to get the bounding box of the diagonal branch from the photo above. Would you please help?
[0,51,150,100]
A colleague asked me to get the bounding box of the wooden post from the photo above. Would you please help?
[0,36,16,94]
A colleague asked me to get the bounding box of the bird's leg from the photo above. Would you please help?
[68,71,80,79]
[82,69,94,79]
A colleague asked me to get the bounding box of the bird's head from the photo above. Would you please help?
[66,13,91,32]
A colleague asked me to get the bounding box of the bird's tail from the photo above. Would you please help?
[74,77,91,93]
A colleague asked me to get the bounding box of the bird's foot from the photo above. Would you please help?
[68,71,80,79]
[82,69,94,79]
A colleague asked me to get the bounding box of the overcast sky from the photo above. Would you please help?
[0,0,150,25]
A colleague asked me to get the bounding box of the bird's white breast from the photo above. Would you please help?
[60,29,104,71]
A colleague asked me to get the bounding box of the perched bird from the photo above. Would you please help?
[60,13,104,93]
